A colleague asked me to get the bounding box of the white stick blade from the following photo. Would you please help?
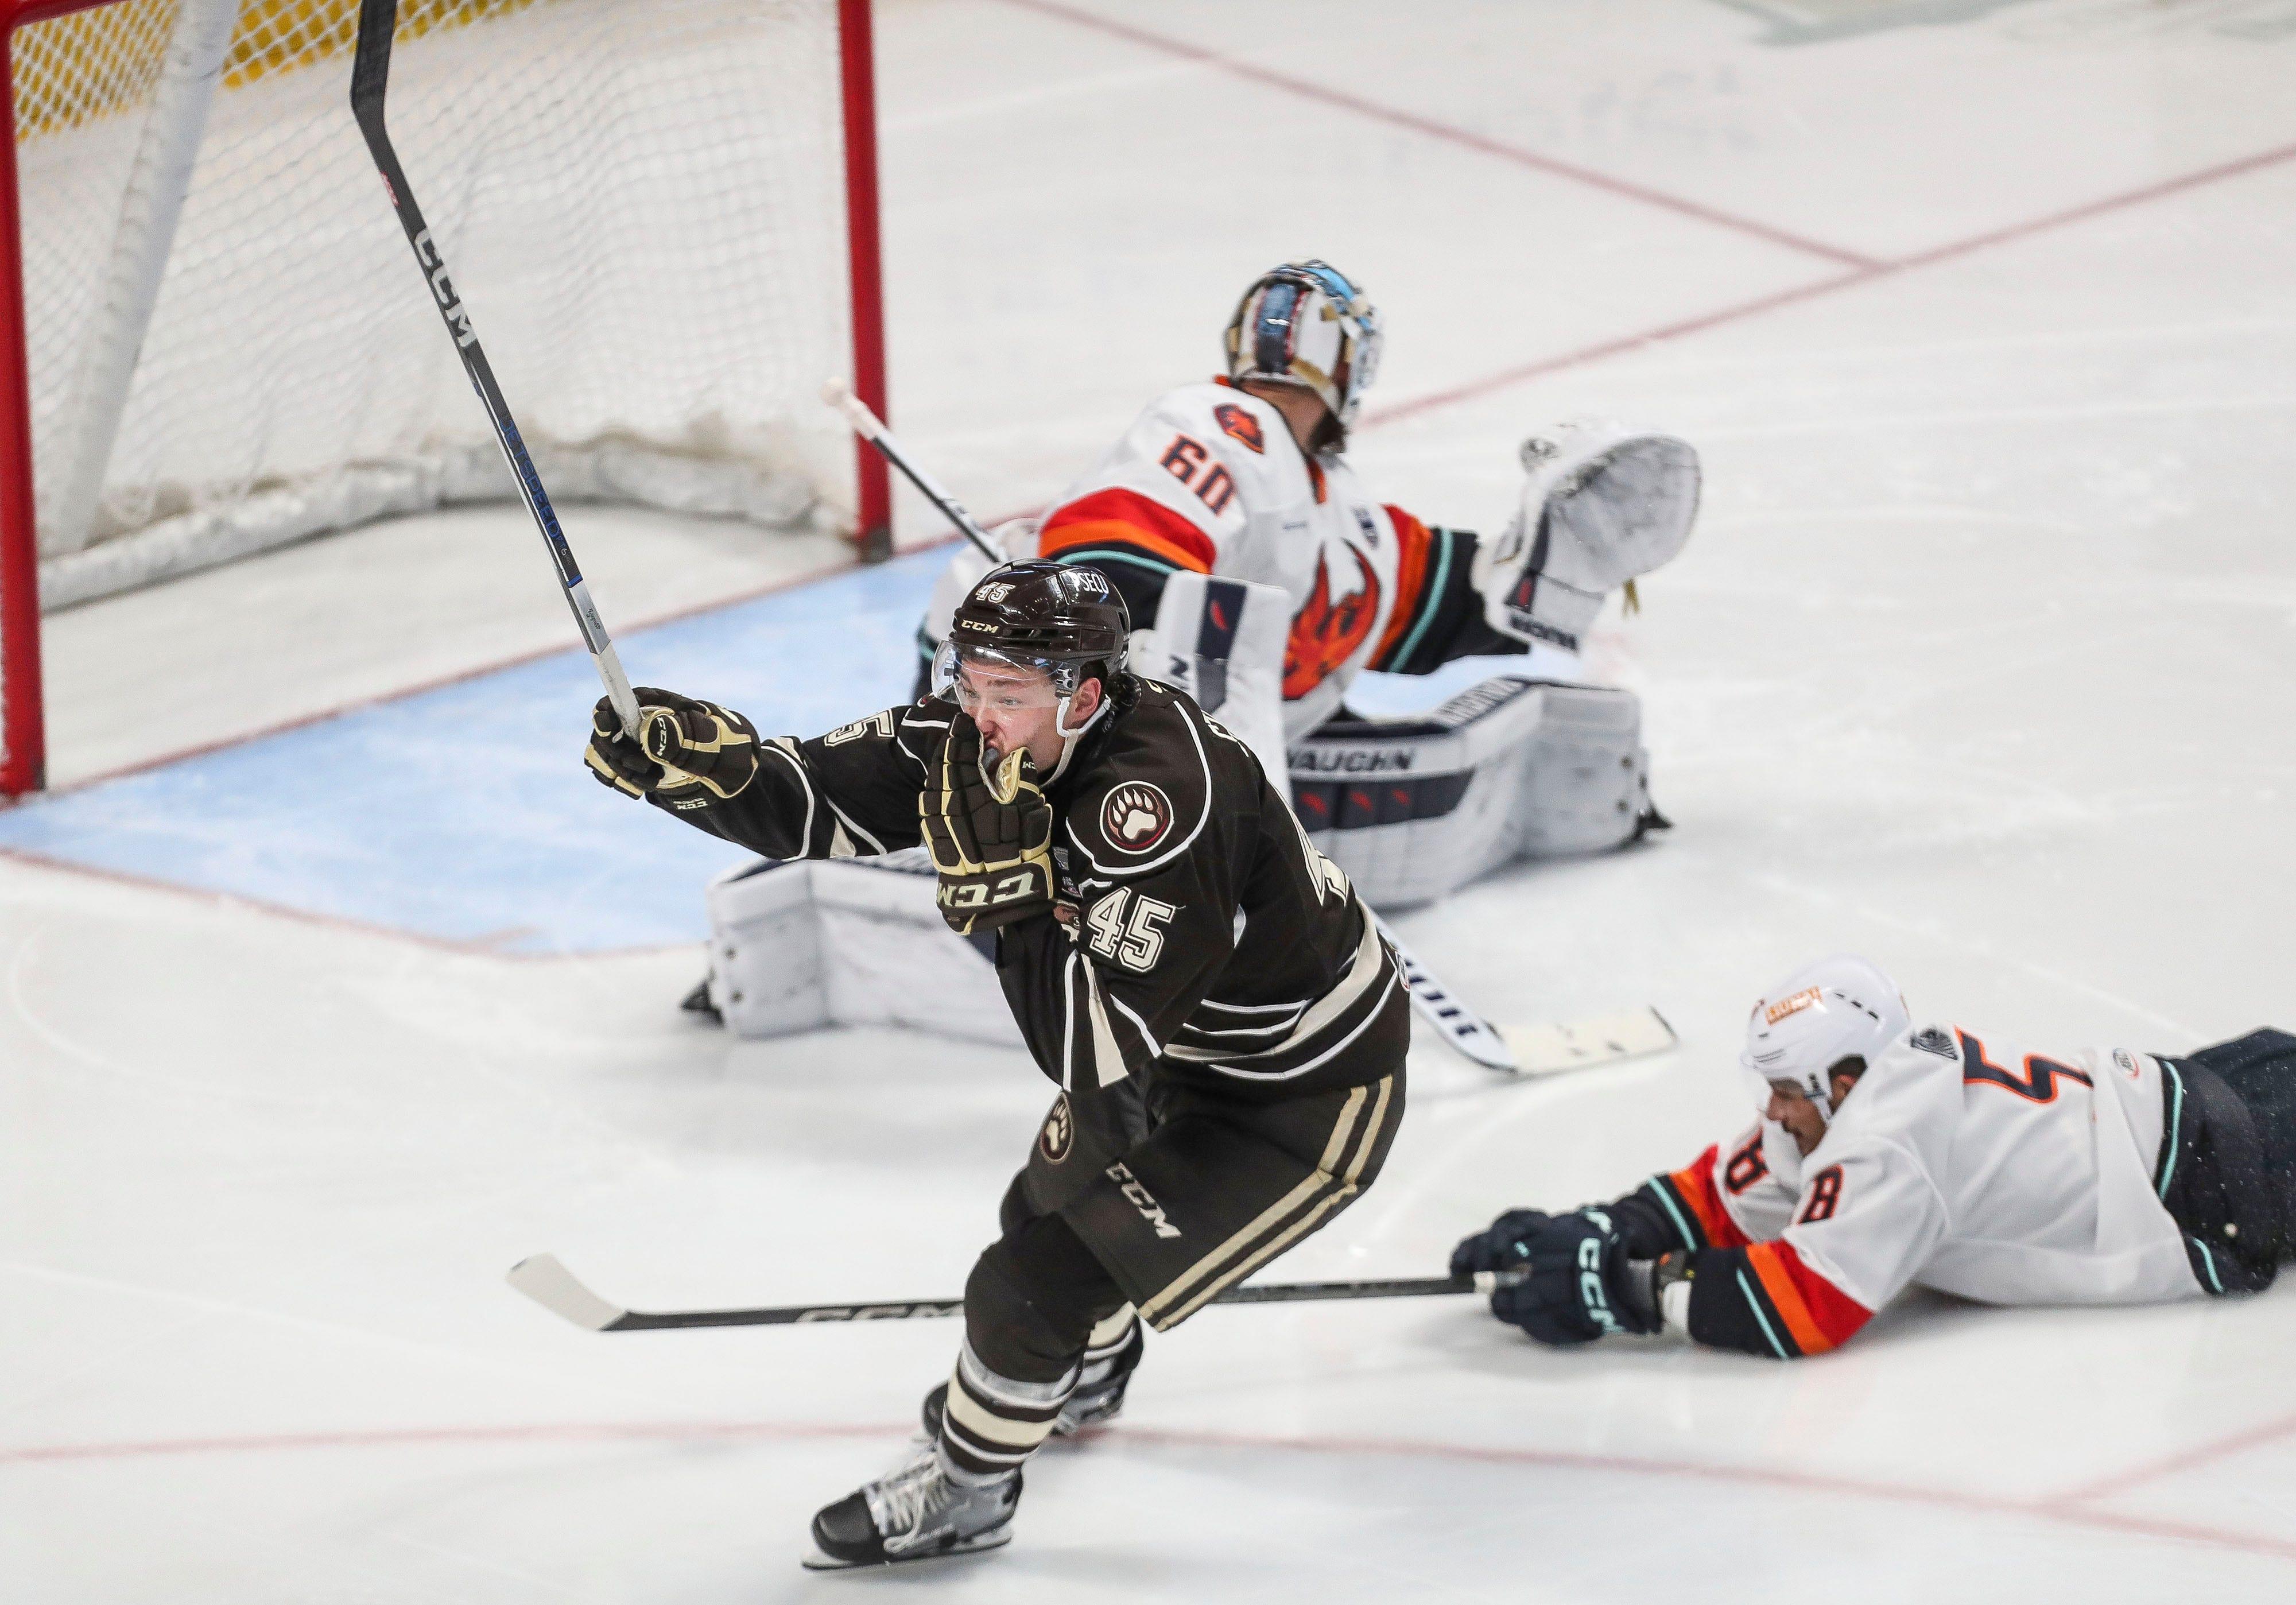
[1501,1008,1676,1077]
[507,1253,627,1331]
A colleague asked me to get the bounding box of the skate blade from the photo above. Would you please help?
[800,1526,1013,1571]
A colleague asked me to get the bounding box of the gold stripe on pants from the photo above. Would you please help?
[1137,1075,1395,1329]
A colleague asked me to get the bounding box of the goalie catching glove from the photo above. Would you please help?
[585,688,759,810]
[1473,423,1701,652]
[921,714,1058,936]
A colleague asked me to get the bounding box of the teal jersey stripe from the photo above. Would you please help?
[2190,1236,2225,1294]
[1385,525,1454,670]
[1052,547,1182,577]
[2158,1063,2185,1200]
[1648,1177,1702,1253]
[1736,1269,1791,1359]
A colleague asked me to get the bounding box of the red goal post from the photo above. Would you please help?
[0,0,890,797]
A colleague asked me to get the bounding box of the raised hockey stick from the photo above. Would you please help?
[818,386,1642,1076]
[349,0,640,738]
[508,1251,1518,1332]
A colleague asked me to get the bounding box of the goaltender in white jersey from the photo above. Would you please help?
[692,261,1702,1034]
[920,259,1702,908]
[1453,955,2295,1358]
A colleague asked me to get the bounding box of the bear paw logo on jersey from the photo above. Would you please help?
[1039,1095,1074,1164]
[1213,402,1265,454]
[1100,781,1174,854]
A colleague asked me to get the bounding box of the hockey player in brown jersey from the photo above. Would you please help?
[681,262,1701,1041]
[585,560,1407,1567]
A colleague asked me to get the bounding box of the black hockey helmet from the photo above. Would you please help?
[938,560,1131,702]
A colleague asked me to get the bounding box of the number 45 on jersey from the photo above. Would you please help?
[1084,890,1176,972]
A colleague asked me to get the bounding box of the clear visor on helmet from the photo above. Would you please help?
[931,641,1078,715]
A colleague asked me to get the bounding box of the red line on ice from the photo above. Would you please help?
[1369,135,2296,425]
[2052,1406,2296,1507]
[994,0,1880,269]
[7,1418,2294,1564]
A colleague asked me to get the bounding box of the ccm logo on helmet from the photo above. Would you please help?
[1100,782,1173,854]
[1764,986,1823,1026]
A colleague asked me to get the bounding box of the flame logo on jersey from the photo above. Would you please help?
[1213,403,1265,454]
[1283,546,1382,700]
[1100,781,1174,854]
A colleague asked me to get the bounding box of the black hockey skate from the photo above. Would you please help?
[803,1441,1019,1570]
[921,1319,1142,1441]
[678,977,722,1024]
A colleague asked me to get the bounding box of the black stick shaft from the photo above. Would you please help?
[598,1275,1490,1331]
[348,0,640,736]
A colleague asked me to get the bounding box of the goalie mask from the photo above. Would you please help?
[1223,259,1383,440]
[934,560,1132,753]
[1740,954,1909,1125]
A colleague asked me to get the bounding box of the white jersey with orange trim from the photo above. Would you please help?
[1683,1024,2203,1342]
[1021,381,1472,739]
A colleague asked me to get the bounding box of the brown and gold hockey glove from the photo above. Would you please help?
[921,715,1056,936]
[637,688,759,811]
[584,688,758,809]
[585,697,665,799]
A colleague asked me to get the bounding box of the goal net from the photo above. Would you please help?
[1,0,885,793]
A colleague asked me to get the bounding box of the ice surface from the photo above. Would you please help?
[6,1,2296,1599]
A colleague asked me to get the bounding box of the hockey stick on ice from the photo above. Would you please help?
[1382,930,1675,1077]
[508,1251,1520,1332]
[349,0,641,738]
[820,385,1634,1075]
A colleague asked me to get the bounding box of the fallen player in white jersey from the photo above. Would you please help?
[1452,954,2294,1358]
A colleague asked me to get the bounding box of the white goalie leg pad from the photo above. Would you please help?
[1288,677,1653,909]
[705,850,1023,1046]
[1127,568,1292,780]
[1473,424,1701,651]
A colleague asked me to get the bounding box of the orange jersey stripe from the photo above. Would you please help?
[1746,1240,1870,1355]
[1667,1147,1752,1250]
[1038,487,1216,573]
[1370,506,1436,668]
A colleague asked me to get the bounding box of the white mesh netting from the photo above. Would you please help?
[9,0,856,615]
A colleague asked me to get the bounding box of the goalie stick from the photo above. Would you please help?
[820,386,1668,1076]
[508,1251,1523,1333]
[349,0,640,738]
